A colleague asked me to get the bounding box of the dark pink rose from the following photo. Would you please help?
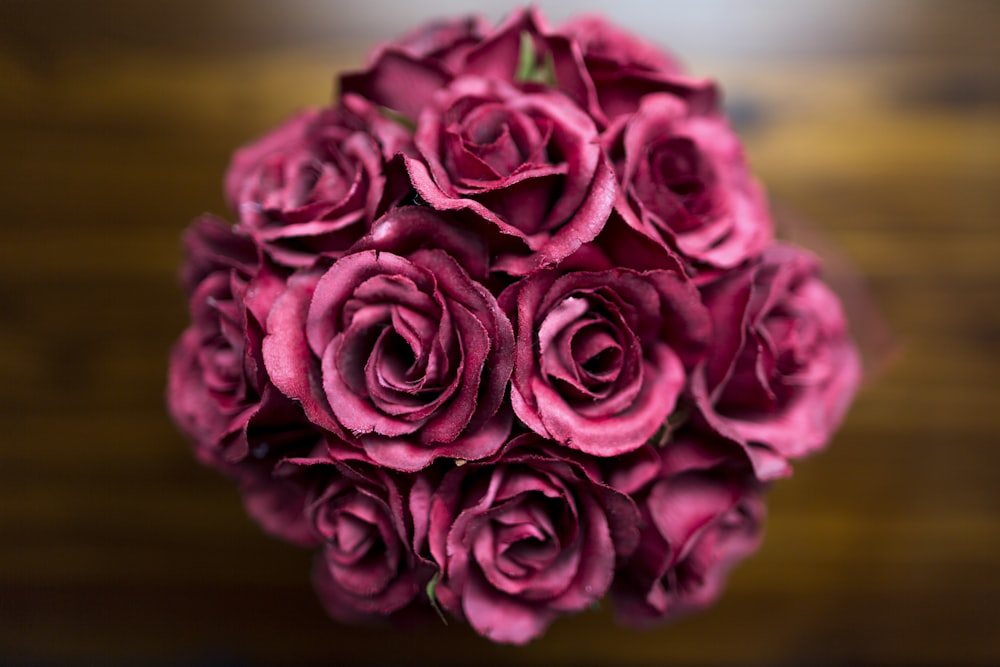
[263,217,515,471]
[168,216,317,468]
[341,9,567,124]
[560,23,717,125]
[340,7,714,131]
[613,434,764,625]
[449,8,690,132]
[606,93,772,270]
[281,458,433,620]
[421,434,640,644]
[178,213,258,295]
[233,458,319,547]
[692,244,862,479]
[500,267,709,457]
[559,14,685,76]
[404,76,616,274]
[371,15,491,70]
[225,96,409,268]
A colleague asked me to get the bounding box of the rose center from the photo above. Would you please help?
[328,512,379,565]
[457,104,539,178]
[639,137,718,230]
[572,323,623,383]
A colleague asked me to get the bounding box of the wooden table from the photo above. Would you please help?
[2,1,998,664]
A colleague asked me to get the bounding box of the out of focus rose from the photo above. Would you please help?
[168,216,316,468]
[501,267,708,456]
[559,14,684,77]
[225,96,409,268]
[606,93,772,271]
[369,14,491,71]
[420,434,640,644]
[613,435,764,624]
[234,458,318,547]
[285,458,433,620]
[263,209,515,471]
[692,244,862,479]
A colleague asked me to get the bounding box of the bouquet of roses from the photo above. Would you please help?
[167,8,861,644]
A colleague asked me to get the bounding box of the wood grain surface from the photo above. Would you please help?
[1,1,998,664]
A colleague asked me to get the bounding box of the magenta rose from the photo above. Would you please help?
[341,9,566,124]
[225,96,409,268]
[338,7,537,128]
[606,93,772,270]
[233,457,318,547]
[278,458,433,621]
[558,18,717,124]
[403,76,616,274]
[692,243,862,479]
[560,14,684,77]
[500,267,709,457]
[613,434,764,625]
[263,213,515,471]
[559,15,683,74]
[177,213,257,295]
[419,434,640,644]
[370,14,491,71]
[168,216,317,468]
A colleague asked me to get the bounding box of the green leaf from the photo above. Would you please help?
[516,31,537,82]
[426,572,449,625]
[650,406,691,448]
[515,31,557,87]
[378,105,417,132]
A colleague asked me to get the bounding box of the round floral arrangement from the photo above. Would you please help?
[168,8,861,644]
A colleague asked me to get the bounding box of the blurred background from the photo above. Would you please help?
[1,0,998,664]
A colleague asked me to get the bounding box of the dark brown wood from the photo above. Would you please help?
[2,1,998,663]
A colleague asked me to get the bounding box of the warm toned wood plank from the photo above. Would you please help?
[1,0,998,664]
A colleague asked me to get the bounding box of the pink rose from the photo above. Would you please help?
[168,216,317,468]
[692,244,862,479]
[341,7,716,130]
[559,17,717,125]
[225,96,409,268]
[606,93,772,270]
[290,458,432,620]
[500,267,709,457]
[234,458,318,547]
[559,14,685,77]
[613,435,764,625]
[340,9,561,124]
[420,434,640,644]
[370,15,491,71]
[263,211,515,471]
[404,76,616,274]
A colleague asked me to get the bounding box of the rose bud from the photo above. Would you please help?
[692,243,862,479]
[500,267,709,457]
[263,222,515,471]
[613,434,765,625]
[606,93,772,271]
[421,434,640,644]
